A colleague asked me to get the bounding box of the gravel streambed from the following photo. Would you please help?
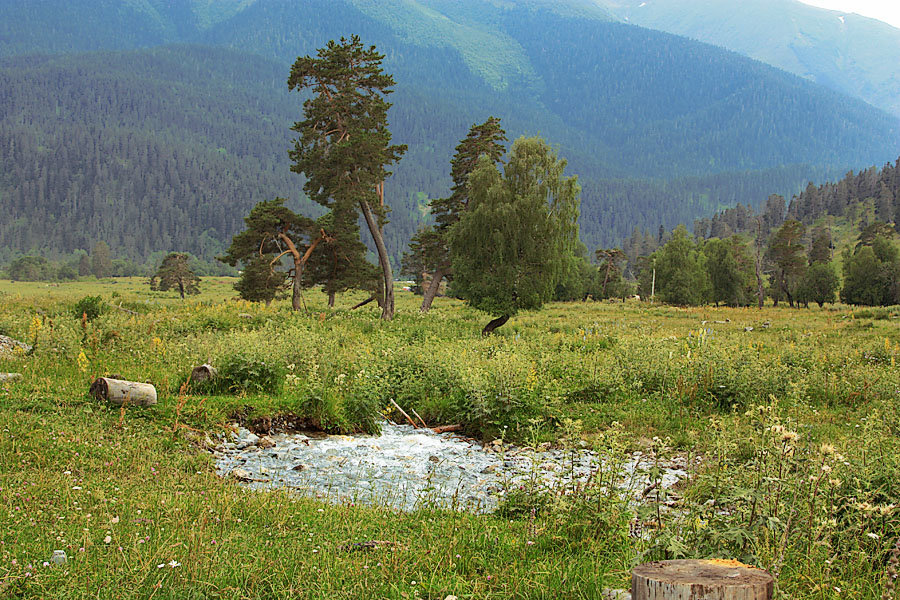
[214,422,691,513]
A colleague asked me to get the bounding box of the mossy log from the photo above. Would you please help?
[90,378,157,407]
[632,559,773,600]
[190,364,218,383]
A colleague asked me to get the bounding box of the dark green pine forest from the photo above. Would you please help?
[0,0,898,269]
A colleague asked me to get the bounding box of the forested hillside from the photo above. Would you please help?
[1,0,898,269]
[694,156,900,239]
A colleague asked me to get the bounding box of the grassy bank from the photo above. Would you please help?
[1,281,898,598]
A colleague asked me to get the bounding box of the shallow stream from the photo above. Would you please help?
[214,422,690,513]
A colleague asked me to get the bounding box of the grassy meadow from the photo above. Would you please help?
[1,278,899,599]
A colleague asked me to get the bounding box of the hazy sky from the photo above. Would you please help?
[797,1,900,28]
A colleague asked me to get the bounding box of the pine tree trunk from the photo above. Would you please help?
[359,199,394,320]
[482,315,510,336]
[632,559,773,599]
[420,265,446,314]
[292,256,303,312]
[328,291,336,307]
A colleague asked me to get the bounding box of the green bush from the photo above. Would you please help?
[200,353,285,395]
[73,295,105,321]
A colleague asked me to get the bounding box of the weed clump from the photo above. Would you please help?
[196,353,285,395]
[73,295,105,320]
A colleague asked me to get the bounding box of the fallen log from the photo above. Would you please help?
[350,295,377,310]
[632,559,773,599]
[190,364,218,383]
[89,377,157,407]
[432,424,463,434]
[109,303,138,316]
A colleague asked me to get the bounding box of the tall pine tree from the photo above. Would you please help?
[288,36,406,320]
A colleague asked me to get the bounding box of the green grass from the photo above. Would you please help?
[1,281,899,598]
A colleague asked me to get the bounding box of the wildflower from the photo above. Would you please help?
[103,536,112,544]
[780,430,799,443]
[820,444,835,456]
[168,560,180,568]
[77,351,89,373]
[867,533,880,540]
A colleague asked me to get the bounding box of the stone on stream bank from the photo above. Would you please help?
[0,335,31,356]
[213,422,693,514]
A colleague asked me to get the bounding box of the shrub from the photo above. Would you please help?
[73,295,105,321]
[202,353,285,395]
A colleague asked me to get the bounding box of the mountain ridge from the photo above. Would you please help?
[601,0,900,117]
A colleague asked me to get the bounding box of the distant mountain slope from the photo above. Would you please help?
[0,0,898,267]
[602,0,900,117]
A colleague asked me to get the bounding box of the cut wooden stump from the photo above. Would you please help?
[632,559,773,600]
[89,378,157,407]
[190,364,218,384]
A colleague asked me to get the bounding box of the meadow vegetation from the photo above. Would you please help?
[1,280,899,598]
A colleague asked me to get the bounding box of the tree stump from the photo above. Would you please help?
[90,378,157,407]
[632,559,773,600]
[190,364,218,383]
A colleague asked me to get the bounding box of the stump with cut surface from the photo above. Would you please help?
[90,378,157,407]
[632,559,773,600]
[190,364,218,384]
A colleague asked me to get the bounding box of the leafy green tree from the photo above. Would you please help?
[151,253,200,299]
[635,254,657,301]
[765,219,807,307]
[857,221,895,248]
[288,36,407,320]
[654,225,708,306]
[595,247,628,300]
[410,117,507,313]
[233,255,287,305]
[797,262,840,307]
[449,137,580,335]
[77,252,91,277]
[841,233,900,306]
[555,242,601,301]
[808,228,833,265]
[91,241,112,279]
[220,198,319,311]
[841,246,884,306]
[8,256,54,281]
[702,238,745,306]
